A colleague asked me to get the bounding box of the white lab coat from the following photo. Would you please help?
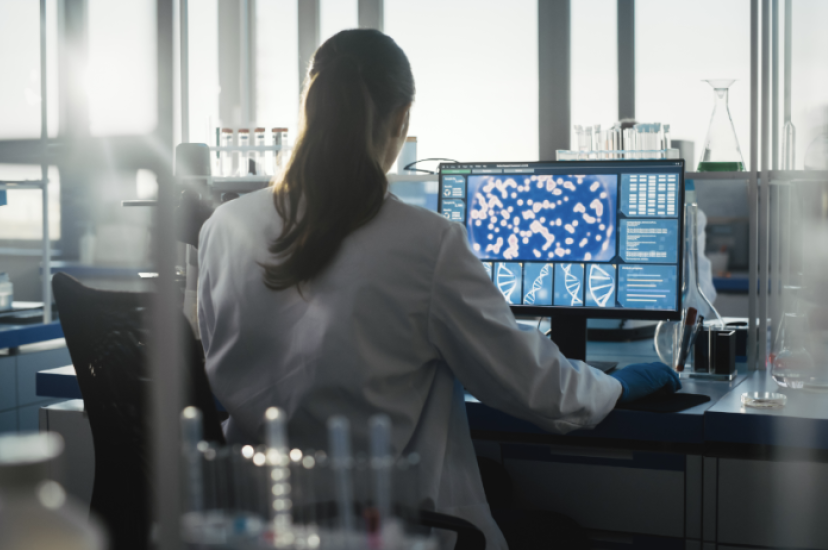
[198,188,623,549]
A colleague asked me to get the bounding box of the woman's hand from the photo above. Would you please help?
[610,362,682,404]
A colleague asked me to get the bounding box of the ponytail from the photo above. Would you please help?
[263,30,415,291]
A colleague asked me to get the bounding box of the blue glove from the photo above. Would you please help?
[609,362,682,404]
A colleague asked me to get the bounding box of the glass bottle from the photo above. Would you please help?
[698,79,745,172]
[254,127,266,176]
[221,128,234,176]
[237,129,251,176]
[0,432,106,550]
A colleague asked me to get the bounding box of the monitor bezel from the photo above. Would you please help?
[438,159,686,321]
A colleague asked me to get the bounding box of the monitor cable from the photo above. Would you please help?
[402,158,459,174]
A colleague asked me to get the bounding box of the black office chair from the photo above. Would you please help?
[52,272,225,550]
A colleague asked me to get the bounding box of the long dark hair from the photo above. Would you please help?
[262,29,415,291]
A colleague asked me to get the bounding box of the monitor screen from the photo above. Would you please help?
[438,160,684,320]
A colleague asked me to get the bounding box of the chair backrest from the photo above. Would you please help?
[52,272,224,550]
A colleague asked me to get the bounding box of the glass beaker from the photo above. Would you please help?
[654,320,683,370]
[772,312,815,389]
[698,79,745,172]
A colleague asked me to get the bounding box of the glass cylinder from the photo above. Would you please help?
[254,128,266,176]
[272,128,288,174]
[698,79,745,172]
[220,128,234,176]
[782,121,796,170]
[772,312,815,389]
[238,129,251,176]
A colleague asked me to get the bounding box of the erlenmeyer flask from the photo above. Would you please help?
[698,79,745,172]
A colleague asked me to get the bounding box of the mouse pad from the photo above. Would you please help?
[616,392,711,413]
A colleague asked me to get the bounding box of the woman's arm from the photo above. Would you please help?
[426,222,623,434]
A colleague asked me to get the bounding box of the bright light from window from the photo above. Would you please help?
[256,0,300,142]
[790,0,828,170]
[320,0,358,44]
[0,0,42,139]
[187,0,220,145]
[571,0,618,145]
[87,0,157,136]
[0,165,61,241]
[636,0,750,170]
[385,0,539,165]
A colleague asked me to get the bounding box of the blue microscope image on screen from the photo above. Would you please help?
[585,264,616,308]
[618,265,678,310]
[494,262,523,305]
[440,199,466,222]
[619,219,679,263]
[553,263,584,306]
[522,263,553,306]
[442,175,466,199]
[466,174,618,262]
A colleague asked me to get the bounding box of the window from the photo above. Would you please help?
[789,0,828,170]
[571,0,618,146]
[320,0,358,44]
[186,0,220,145]
[0,0,59,139]
[87,0,157,136]
[256,0,300,140]
[0,165,60,241]
[384,0,539,164]
[635,0,751,170]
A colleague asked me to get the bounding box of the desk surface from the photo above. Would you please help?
[36,338,828,451]
[0,321,64,351]
[705,370,828,450]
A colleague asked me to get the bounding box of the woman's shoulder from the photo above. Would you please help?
[382,194,452,231]
[200,187,278,246]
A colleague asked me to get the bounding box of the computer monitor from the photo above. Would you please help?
[438,159,685,360]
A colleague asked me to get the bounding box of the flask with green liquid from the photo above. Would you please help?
[698,79,745,172]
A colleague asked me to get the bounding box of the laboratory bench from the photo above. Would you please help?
[34,339,828,550]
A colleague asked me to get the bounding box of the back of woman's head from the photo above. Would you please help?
[263,29,415,291]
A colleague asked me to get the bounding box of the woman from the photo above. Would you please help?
[198,29,679,549]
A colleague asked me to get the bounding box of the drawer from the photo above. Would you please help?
[502,443,685,538]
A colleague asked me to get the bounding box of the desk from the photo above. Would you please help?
[35,342,828,549]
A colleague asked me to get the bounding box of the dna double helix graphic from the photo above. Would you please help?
[561,264,583,306]
[588,264,615,307]
[496,263,518,303]
[523,264,551,305]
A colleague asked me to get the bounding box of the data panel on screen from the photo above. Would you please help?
[439,161,682,313]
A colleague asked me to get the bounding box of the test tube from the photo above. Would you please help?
[181,406,204,513]
[591,124,602,155]
[254,128,266,176]
[369,414,392,532]
[662,123,671,152]
[328,415,355,534]
[272,128,289,174]
[221,128,234,176]
[238,129,251,176]
[264,407,292,538]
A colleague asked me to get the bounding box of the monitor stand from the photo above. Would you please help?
[548,313,588,362]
